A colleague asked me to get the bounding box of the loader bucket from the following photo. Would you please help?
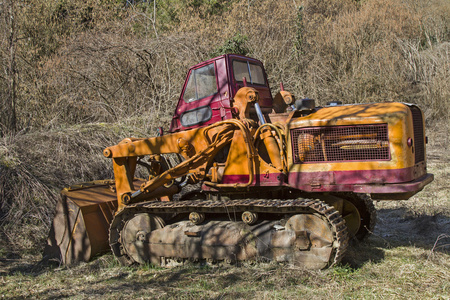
[44,180,119,265]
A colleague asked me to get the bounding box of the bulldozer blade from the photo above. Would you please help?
[44,180,119,265]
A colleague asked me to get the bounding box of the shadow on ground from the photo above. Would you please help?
[1,206,449,299]
[343,206,450,268]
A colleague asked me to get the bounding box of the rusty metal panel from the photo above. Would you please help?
[120,216,335,269]
[44,181,119,264]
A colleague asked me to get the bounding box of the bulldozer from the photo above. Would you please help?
[44,54,434,269]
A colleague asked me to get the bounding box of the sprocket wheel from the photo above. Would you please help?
[337,193,376,241]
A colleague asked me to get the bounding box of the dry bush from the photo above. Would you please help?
[0,143,57,254]
[0,0,127,134]
[168,0,449,124]
[5,0,450,132]
[25,32,215,132]
[405,0,450,45]
[171,1,302,91]
[302,0,449,120]
[397,41,450,122]
[297,0,420,102]
[0,123,149,254]
[0,141,58,254]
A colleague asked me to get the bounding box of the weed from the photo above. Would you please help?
[331,264,358,280]
[212,32,250,57]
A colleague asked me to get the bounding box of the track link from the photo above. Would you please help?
[110,198,349,268]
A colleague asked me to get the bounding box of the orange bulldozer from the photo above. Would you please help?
[44,54,433,269]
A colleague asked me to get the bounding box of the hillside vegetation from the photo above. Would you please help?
[1,0,449,133]
[0,1,449,295]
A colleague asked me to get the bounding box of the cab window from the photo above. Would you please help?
[183,63,217,102]
[232,60,266,85]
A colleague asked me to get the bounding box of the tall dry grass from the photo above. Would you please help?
[166,0,449,121]
[3,0,448,131]
[0,123,149,254]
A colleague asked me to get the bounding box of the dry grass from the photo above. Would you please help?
[0,123,150,255]
[0,241,448,299]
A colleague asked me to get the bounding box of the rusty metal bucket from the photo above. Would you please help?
[43,180,118,265]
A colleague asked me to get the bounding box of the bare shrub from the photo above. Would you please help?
[0,123,149,254]
[0,137,58,254]
[4,0,449,132]
[22,14,224,132]
[428,234,450,260]
[398,41,450,122]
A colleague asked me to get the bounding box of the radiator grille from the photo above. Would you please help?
[409,106,425,163]
[291,124,390,164]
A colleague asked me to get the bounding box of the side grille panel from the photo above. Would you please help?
[409,106,425,163]
[291,124,390,164]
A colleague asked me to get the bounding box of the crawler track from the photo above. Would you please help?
[110,198,349,269]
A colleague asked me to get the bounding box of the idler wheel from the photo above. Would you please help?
[120,213,165,264]
[334,193,376,240]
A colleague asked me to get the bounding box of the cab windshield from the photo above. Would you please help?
[183,63,217,102]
